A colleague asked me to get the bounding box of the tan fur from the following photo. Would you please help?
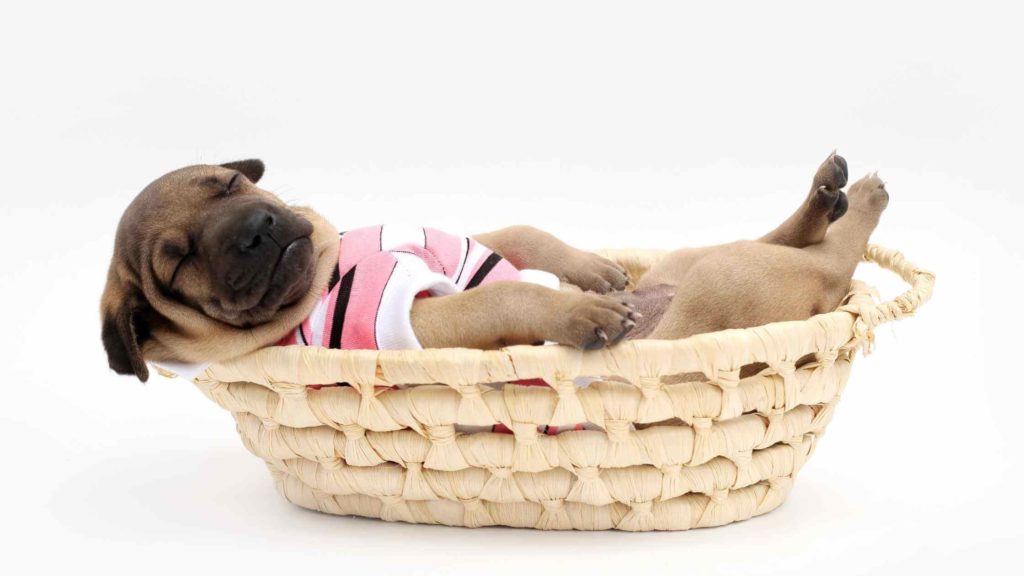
[409,153,888,348]
[102,153,888,382]
[643,169,888,340]
[473,226,628,293]
[411,282,634,350]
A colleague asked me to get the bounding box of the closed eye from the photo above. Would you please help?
[209,172,242,198]
[225,172,242,193]
[168,247,195,289]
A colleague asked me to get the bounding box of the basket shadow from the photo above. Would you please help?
[45,442,812,544]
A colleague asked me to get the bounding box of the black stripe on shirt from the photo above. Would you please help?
[328,268,357,349]
[454,237,470,284]
[465,253,503,289]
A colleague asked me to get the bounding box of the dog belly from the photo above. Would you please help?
[615,284,674,339]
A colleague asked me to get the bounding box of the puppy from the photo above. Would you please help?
[101,154,888,381]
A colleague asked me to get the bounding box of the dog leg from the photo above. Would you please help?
[473,226,628,292]
[645,242,830,340]
[646,173,888,341]
[639,153,850,291]
[411,281,636,349]
[759,152,850,248]
[807,172,890,281]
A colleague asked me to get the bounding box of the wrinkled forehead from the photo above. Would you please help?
[115,165,228,251]
[133,163,240,213]
[143,164,236,204]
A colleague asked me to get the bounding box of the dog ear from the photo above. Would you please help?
[101,289,151,382]
[220,159,265,184]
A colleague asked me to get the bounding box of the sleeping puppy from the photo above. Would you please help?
[101,154,888,381]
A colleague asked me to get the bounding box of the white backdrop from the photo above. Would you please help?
[2,1,1021,574]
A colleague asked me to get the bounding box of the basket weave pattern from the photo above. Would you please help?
[189,245,933,531]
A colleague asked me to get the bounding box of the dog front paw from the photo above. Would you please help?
[561,251,629,293]
[553,293,637,349]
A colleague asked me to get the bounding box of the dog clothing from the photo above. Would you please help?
[276,225,558,350]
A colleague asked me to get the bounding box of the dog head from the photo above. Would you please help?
[101,160,338,381]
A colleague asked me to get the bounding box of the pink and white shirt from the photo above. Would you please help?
[276,225,559,351]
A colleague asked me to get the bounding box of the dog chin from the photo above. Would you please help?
[266,237,315,305]
[216,237,316,328]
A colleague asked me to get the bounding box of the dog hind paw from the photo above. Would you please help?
[811,152,850,222]
[847,172,890,210]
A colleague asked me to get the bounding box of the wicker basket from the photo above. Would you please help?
[181,244,933,531]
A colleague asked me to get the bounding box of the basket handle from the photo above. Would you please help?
[852,244,935,349]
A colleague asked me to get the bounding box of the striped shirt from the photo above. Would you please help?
[276,225,559,351]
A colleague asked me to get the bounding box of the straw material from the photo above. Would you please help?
[181,244,933,531]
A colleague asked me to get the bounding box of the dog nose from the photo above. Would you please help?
[236,209,276,252]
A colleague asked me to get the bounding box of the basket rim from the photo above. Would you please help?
[191,243,933,387]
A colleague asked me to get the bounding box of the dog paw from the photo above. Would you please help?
[561,251,630,293]
[556,293,637,350]
[847,172,890,210]
[811,152,850,222]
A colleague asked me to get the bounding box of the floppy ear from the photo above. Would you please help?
[101,290,151,382]
[220,159,265,184]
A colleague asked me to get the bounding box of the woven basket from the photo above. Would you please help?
[182,244,933,531]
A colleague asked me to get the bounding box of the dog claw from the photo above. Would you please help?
[566,293,638,350]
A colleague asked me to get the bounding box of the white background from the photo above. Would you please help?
[2,1,1022,574]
